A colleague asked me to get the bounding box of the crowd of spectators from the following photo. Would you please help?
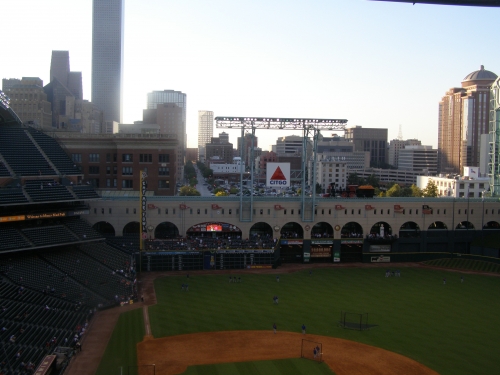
[145,233,277,251]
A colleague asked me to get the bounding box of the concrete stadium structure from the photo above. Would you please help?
[87,196,500,264]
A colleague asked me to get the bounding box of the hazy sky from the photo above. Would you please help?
[2,0,499,150]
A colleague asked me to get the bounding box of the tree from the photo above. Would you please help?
[386,183,401,197]
[215,191,229,196]
[422,179,438,197]
[400,186,414,197]
[315,183,322,194]
[410,184,423,197]
[179,186,200,196]
[347,173,362,186]
[365,174,380,188]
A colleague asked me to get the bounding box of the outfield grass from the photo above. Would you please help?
[148,267,500,375]
[181,358,335,375]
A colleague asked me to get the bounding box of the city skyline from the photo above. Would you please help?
[2,0,499,150]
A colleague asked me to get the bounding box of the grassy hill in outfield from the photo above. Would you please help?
[97,266,500,375]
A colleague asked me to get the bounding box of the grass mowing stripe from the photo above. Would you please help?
[95,308,145,375]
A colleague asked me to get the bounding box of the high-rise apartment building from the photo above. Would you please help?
[92,0,124,124]
[147,90,187,182]
[344,126,388,167]
[198,110,213,161]
[398,145,438,175]
[438,66,497,174]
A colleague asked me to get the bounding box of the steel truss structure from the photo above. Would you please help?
[215,117,348,222]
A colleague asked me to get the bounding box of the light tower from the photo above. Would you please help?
[215,117,347,222]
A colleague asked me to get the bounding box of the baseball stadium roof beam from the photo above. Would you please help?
[216,117,348,223]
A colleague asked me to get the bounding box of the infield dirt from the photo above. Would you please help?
[137,330,440,375]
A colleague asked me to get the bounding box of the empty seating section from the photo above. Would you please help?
[3,254,107,307]
[27,128,81,175]
[0,126,56,176]
[79,243,133,274]
[72,185,100,199]
[0,280,89,375]
[39,249,134,302]
[0,227,32,252]
[107,236,140,254]
[25,179,74,202]
[0,161,11,177]
[22,226,78,247]
[0,187,28,204]
[64,218,103,240]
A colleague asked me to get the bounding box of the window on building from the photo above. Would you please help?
[71,154,82,163]
[106,166,111,175]
[133,208,137,214]
[126,208,129,214]
[122,154,133,162]
[106,153,111,162]
[89,166,100,174]
[122,167,133,176]
[459,183,465,189]
[139,154,152,163]
[159,167,169,176]
[122,180,133,188]
[159,154,169,163]
[159,180,170,189]
[89,153,100,162]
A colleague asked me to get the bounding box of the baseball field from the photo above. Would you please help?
[95,264,500,375]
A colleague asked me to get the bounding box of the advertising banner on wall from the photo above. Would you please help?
[333,250,340,262]
[266,163,290,188]
[371,255,391,262]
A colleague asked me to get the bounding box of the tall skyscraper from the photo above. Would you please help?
[198,110,214,161]
[438,66,497,174]
[92,0,124,124]
[147,90,187,181]
[344,126,388,167]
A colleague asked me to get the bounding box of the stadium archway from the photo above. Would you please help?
[309,222,334,263]
[369,222,392,237]
[92,221,115,237]
[428,221,448,230]
[340,222,364,262]
[249,222,273,240]
[484,221,500,229]
[366,222,394,256]
[456,221,474,230]
[154,222,180,239]
[311,222,333,238]
[399,221,421,238]
[279,222,304,263]
[186,222,242,239]
[123,221,140,235]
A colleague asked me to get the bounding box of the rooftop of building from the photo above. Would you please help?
[463,65,497,82]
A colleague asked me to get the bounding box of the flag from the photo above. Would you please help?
[422,205,432,214]
[274,204,284,210]
[335,205,344,210]
[394,204,404,213]
[147,204,157,210]
[212,204,222,210]
[365,204,374,210]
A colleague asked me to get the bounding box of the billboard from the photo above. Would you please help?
[266,162,290,188]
